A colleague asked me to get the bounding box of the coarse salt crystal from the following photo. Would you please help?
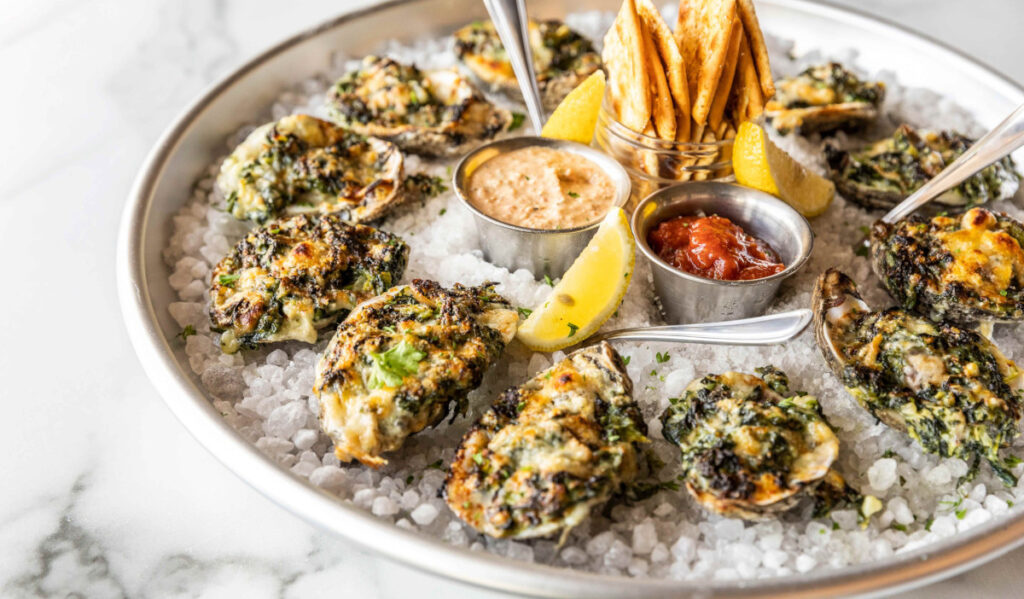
[632,521,657,555]
[309,466,346,492]
[292,428,318,450]
[586,531,615,556]
[411,503,439,526]
[670,536,696,562]
[561,546,588,566]
[868,458,898,491]
[372,496,399,517]
[795,554,817,573]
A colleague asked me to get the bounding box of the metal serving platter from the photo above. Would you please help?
[116,1,1024,596]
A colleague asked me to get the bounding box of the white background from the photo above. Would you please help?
[2,0,1023,596]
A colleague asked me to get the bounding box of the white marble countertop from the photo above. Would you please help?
[3,0,1023,596]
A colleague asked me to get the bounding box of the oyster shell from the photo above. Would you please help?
[444,342,645,540]
[871,208,1024,324]
[313,280,517,467]
[453,19,602,111]
[209,213,408,353]
[767,63,884,135]
[812,268,1024,484]
[660,366,858,520]
[326,56,512,157]
[217,114,407,224]
[824,124,1020,210]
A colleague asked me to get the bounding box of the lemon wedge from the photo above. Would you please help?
[541,70,606,144]
[516,207,635,352]
[733,121,836,217]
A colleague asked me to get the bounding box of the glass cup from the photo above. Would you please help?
[593,99,734,208]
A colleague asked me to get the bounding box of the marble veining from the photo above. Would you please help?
[3,0,1024,597]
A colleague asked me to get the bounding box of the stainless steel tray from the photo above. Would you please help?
[116,1,1024,596]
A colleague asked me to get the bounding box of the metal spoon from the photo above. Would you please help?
[587,309,812,345]
[482,0,546,132]
[882,102,1024,224]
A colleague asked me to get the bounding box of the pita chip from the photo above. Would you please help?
[602,0,652,133]
[636,0,689,141]
[736,0,775,99]
[675,0,737,126]
[708,15,742,133]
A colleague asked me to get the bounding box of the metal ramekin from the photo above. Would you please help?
[452,136,631,280]
[632,181,813,323]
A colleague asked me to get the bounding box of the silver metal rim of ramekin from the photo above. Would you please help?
[631,181,814,288]
[451,135,632,235]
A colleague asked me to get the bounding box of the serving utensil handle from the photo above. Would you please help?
[588,308,812,345]
[482,0,547,132]
[882,102,1024,224]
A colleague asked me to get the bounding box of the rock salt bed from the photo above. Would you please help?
[157,9,1024,582]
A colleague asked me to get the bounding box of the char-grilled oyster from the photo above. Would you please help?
[217,114,408,224]
[660,367,856,520]
[326,56,512,157]
[871,207,1024,323]
[209,213,408,354]
[444,342,646,539]
[313,280,517,467]
[766,63,884,135]
[825,124,1020,210]
[453,19,601,111]
[812,269,1024,484]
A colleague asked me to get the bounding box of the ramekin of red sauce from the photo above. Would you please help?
[647,214,786,281]
[631,181,813,324]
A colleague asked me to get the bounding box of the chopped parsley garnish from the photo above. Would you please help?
[517,400,526,412]
[176,325,196,341]
[517,307,533,318]
[218,273,240,286]
[427,459,444,470]
[509,112,526,131]
[655,351,670,364]
[366,340,426,389]
[832,521,840,530]
[925,517,934,531]
[405,474,415,485]
[891,523,908,532]
[439,208,447,216]
[567,191,580,198]
[955,507,967,519]
[1001,289,1009,297]
[543,274,554,287]
[471,452,484,465]
[567,322,579,337]
[622,356,631,365]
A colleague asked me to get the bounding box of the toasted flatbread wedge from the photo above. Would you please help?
[733,32,765,123]
[736,0,775,99]
[640,121,661,177]
[676,0,737,126]
[637,0,689,141]
[603,0,652,132]
[708,15,742,133]
[642,23,676,139]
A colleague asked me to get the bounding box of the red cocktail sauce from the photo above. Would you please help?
[647,214,786,281]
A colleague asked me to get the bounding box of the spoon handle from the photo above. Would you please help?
[482,0,546,132]
[882,103,1024,224]
[587,309,812,345]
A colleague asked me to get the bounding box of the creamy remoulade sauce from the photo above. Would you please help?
[648,214,786,281]
[466,146,616,229]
